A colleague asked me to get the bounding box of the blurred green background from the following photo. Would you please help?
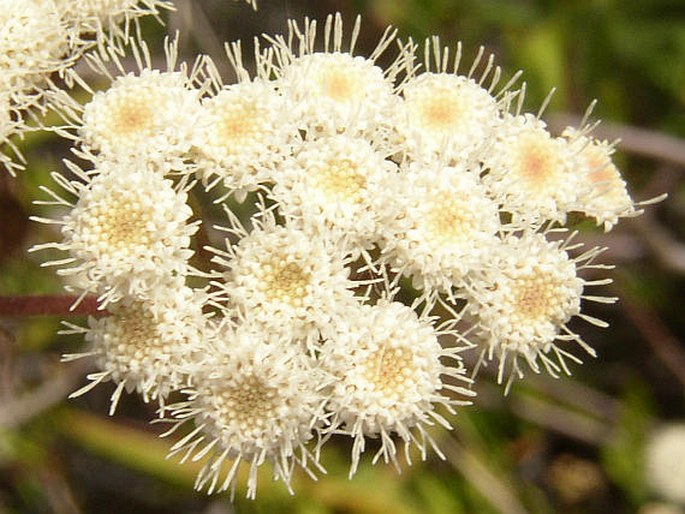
[2,0,685,512]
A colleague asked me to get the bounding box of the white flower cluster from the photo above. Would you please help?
[32,13,639,498]
[0,0,174,175]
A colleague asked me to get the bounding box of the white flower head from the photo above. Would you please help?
[210,218,357,346]
[482,114,584,224]
[193,79,296,195]
[80,69,203,172]
[645,423,685,505]
[32,161,198,307]
[271,134,400,253]
[63,284,208,413]
[379,162,502,296]
[563,128,636,230]
[320,300,472,477]
[164,327,328,498]
[271,13,404,135]
[397,72,501,162]
[0,0,69,91]
[467,232,612,391]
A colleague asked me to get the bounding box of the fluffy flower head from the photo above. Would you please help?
[80,69,202,171]
[165,328,328,498]
[321,301,471,476]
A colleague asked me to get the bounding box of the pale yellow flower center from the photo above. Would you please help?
[412,88,463,133]
[425,195,474,243]
[212,375,278,432]
[363,344,414,395]
[513,273,563,322]
[513,134,562,189]
[110,97,154,138]
[320,67,356,102]
[81,193,154,252]
[117,306,156,343]
[309,159,367,203]
[215,100,263,151]
[260,257,311,307]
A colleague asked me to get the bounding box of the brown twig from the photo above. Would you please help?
[633,214,685,275]
[0,295,99,317]
[618,291,685,392]
[0,358,93,430]
[442,438,531,514]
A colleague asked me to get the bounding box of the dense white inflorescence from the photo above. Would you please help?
[164,326,328,498]
[321,300,473,477]
[0,0,181,175]
[80,70,203,170]
[27,10,640,499]
[32,161,198,307]
[63,284,208,413]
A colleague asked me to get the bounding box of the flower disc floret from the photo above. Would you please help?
[70,286,207,412]
[380,163,501,295]
[0,0,69,90]
[58,166,197,304]
[398,72,500,161]
[272,135,399,250]
[214,222,356,344]
[80,70,202,171]
[277,52,399,133]
[468,233,588,385]
[193,80,295,193]
[321,301,471,476]
[165,330,327,497]
[564,128,635,230]
[482,114,583,223]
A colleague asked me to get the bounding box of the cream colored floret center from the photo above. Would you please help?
[83,194,154,251]
[425,195,474,243]
[320,68,356,102]
[215,101,263,150]
[513,135,562,189]
[363,344,414,395]
[261,257,311,307]
[513,273,562,322]
[309,158,367,203]
[110,98,154,138]
[413,88,463,133]
[213,375,279,432]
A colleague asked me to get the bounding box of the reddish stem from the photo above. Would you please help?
[0,295,100,317]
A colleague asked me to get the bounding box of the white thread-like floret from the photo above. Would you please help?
[379,163,502,296]
[210,220,357,345]
[482,114,584,224]
[193,80,296,194]
[320,301,472,477]
[397,72,501,162]
[64,285,208,413]
[467,233,608,390]
[34,163,198,306]
[278,52,399,134]
[80,70,202,172]
[271,134,399,252]
[164,327,328,498]
[270,14,403,136]
[0,0,69,91]
[563,128,636,230]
